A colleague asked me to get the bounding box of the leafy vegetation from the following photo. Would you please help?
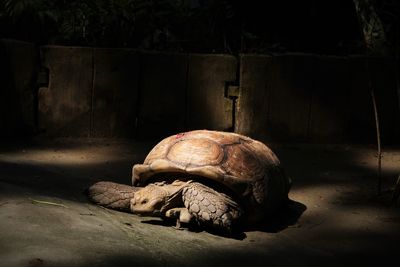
[0,0,398,54]
[0,0,238,51]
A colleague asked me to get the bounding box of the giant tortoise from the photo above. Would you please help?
[88,130,291,234]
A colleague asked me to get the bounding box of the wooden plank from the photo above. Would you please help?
[236,54,313,142]
[309,56,355,142]
[187,54,237,131]
[235,54,271,140]
[92,48,140,137]
[39,46,93,137]
[268,55,314,142]
[310,56,376,143]
[135,52,188,139]
[368,57,399,145]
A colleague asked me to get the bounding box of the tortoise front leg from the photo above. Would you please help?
[165,207,193,229]
[182,182,243,233]
[87,181,139,211]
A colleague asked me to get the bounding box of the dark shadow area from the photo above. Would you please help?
[273,144,400,206]
[238,55,400,145]
[251,199,307,233]
[0,160,86,200]
[58,226,398,267]
[0,137,157,153]
[119,201,305,240]
[0,139,152,205]
[129,204,306,240]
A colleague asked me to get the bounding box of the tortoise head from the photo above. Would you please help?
[130,180,188,216]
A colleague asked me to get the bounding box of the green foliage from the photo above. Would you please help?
[352,0,400,55]
[0,0,192,48]
[375,0,400,47]
[0,0,244,52]
[2,0,389,54]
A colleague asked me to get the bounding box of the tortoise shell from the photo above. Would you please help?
[132,130,290,221]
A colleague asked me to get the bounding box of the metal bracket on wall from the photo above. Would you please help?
[225,83,240,99]
[37,67,49,88]
[224,81,240,132]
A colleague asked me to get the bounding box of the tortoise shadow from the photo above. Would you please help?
[141,218,248,240]
[247,199,307,233]
[140,199,306,240]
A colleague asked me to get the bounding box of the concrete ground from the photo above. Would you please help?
[0,139,399,267]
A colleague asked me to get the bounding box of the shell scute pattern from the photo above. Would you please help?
[132,130,291,221]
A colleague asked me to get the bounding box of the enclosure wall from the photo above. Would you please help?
[1,40,398,144]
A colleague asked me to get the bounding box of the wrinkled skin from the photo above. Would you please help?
[88,180,243,233]
[129,181,187,216]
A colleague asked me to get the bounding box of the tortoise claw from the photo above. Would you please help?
[165,207,192,230]
[172,220,186,230]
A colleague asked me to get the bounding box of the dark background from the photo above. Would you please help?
[1,0,399,144]
[1,0,395,54]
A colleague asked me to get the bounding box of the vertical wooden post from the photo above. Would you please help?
[370,88,382,195]
[392,175,400,205]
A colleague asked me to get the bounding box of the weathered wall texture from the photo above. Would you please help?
[39,46,93,137]
[39,47,141,137]
[135,52,188,138]
[236,55,313,142]
[186,54,237,131]
[0,39,37,137]
[236,54,400,144]
[38,46,237,139]
[92,48,140,137]
[1,39,398,144]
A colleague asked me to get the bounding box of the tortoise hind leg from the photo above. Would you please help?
[87,181,138,212]
[182,182,243,233]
